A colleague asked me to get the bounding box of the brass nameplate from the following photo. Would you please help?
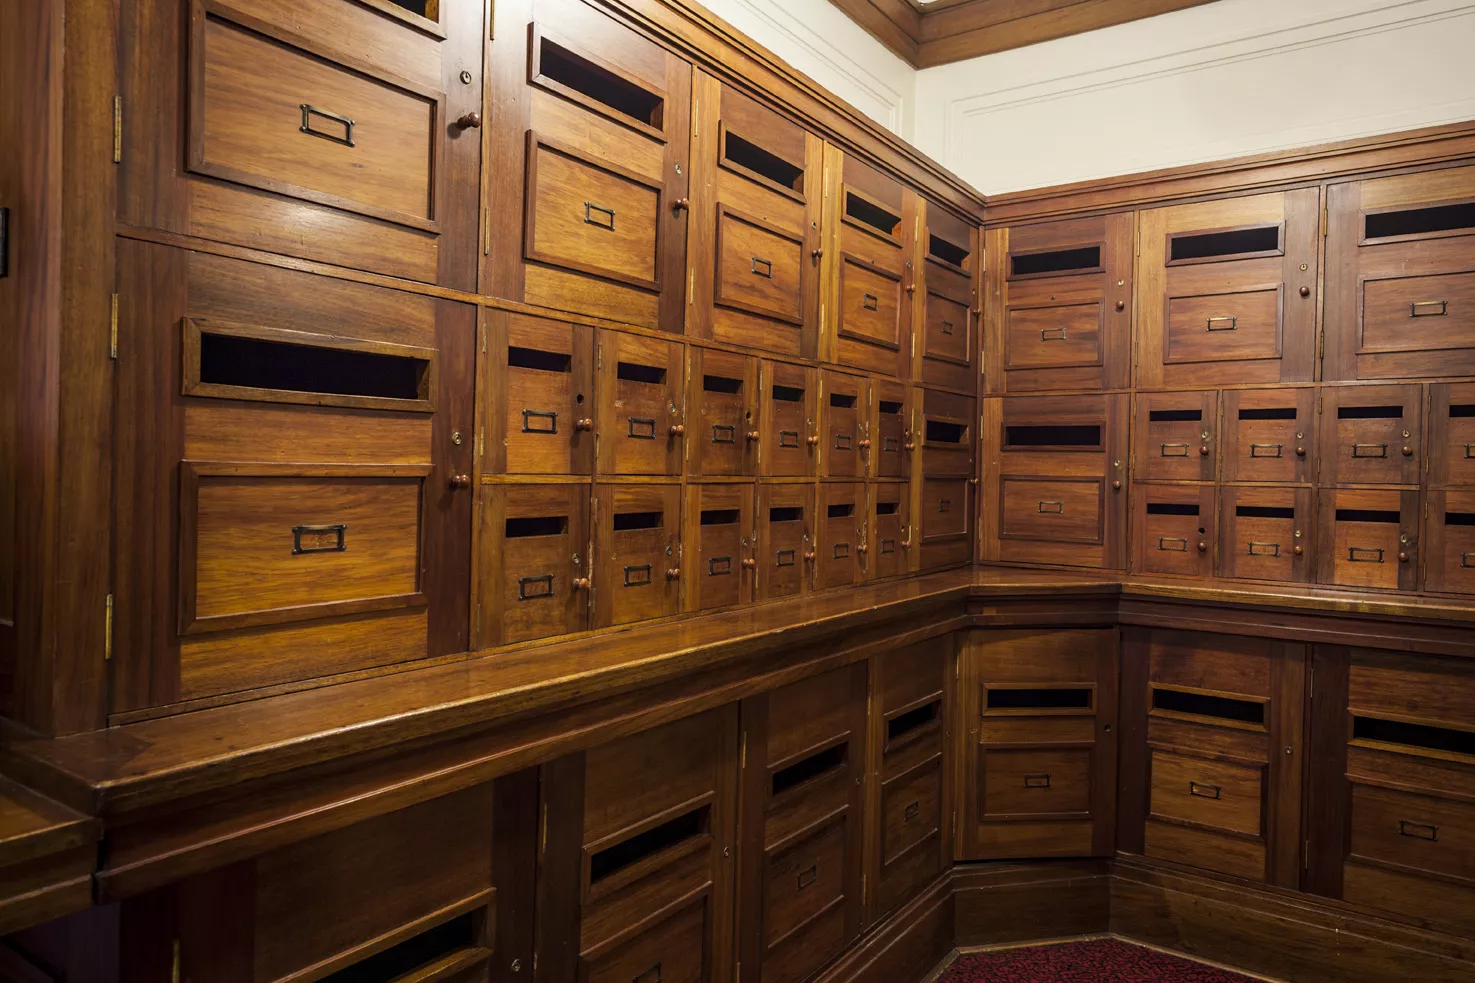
[1023,774,1051,789]
[863,293,879,311]
[775,549,796,567]
[518,575,555,600]
[1160,443,1190,457]
[522,409,558,434]
[1352,443,1388,458]
[882,436,899,452]
[292,524,346,555]
[1348,547,1384,563]
[1249,443,1282,458]
[1247,541,1281,557]
[833,543,850,559]
[584,201,616,230]
[623,564,653,586]
[834,433,853,451]
[1157,537,1188,552]
[711,424,736,444]
[779,430,800,448]
[880,538,896,554]
[708,556,733,576]
[627,417,657,440]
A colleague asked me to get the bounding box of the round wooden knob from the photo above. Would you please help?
[1399,551,1410,563]
[575,418,594,431]
[669,424,686,437]
[859,439,872,448]
[1199,445,1210,456]
[746,430,760,441]
[1300,286,1311,298]
[671,198,690,214]
[811,248,824,262]
[1295,446,1306,457]
[742,558,756,569]
[666,567,681,580]
[807,435,820,446]
[573,577,592,590]
[1402,446,1414,457]
[455,111,483,129]
[1115,300,1125,312]
[449,474,471,489]
[1197,542,1208,553]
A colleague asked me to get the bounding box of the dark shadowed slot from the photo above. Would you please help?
[1003,425,1101,449]
[1337,405,1402,420]
[877,502,900,515]
[505,516,568,538]
[1450,404,1475,418]
[1239,407,1297,420]
[703,374,743,394]
[879,400,904,415]
[1169,225,1280,262]
[538,35,664,129]
[830,392,858,408]
[1446,512,1475,527]
[1146,503,1199,516]
[320,913,476,983]
[845,192,901,237]
[1236,506,1295,519]
[590,806,709,884]
[772,742,847,796]
[1336,509,1400,524]
[888,700,939,742]
[507,346,571,373]
[1153,688,1264,725]
[929,234,970,268]
[198,333,425,401]
[387,0,432,16]
[723,130,804,193]
[1010,245,1100,278]
[1365,201,1475,240]
[827,504,855,518]
[617,361,666,385]
[772,384,804,402]
[1149,409,1202,423]
[770,506,803,522]
[701,509,740,526]
[1354,716,1475,756]
[926,420,966,444]
[613,511,662,531]
[987,688,1092,710]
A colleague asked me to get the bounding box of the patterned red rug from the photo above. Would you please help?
[937,938,1263,982]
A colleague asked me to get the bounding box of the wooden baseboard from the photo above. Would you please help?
[815,872,954,983]
[953,860,1111,948]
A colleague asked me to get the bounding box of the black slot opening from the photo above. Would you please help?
[926,420,966,444]
[987,687,1092,710]
[845,192,901,238]
[590,806,709,884]
[722,131,804,194]
[888,701,939,742]
[1449,404,1475,419]
[1010,245,1100,278]
[617,361,666,385]
[877,501,900,516]
[1337,404,1402,420]
[613,511,663,531]
[386,0,432,16]
[827,504,855,518]
[829,392,858,408]
[929,234,970,268]
[770,506,803,522]
[1355,716,1475,756]
[1336,509,1401,524]
[1239,407,1298,421]
[1149,409,1202,423]
[537,35,663,129]
[1152,688,1265,725]
[879,400,904,415]
[701,508,740,526]
[320,912,475,983]
[772,743,847,796]
[1446,512,1475,527]
[508,346,571,373]
[703,374,743,394]
[1146,502,1199,516]
[772,384,804,402]
[1236,505,1295,519]
[1170,224,1280,262]
[1366,201,1475,240]
[505,515,568,538]
[1003,424,1101,449]
[198,333,425,401]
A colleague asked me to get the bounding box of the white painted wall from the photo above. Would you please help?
[912,0,1475,194]
[692,0,918,139]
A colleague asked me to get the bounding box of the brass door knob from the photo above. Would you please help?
[671,198,690,214]
[1295,446,1306,457]
[857,544,868,553]
[804,551,816,563]
[1197,541,1208,553]
[812,248,823,262]
[1115,300,1125,312]
[1300,286,1311,297]
[449,474,472,489]
[904,441,916,451]
[670,424,686,437]
[1293,545,1304,556]
[1402,446,1414,457]
[742,558,756,569]
[455,111,483,129]
[859,439,872,449]
[575,418,594,431]
[747,430,760,441]
[1399,552,1410,563]
[1112,480,1122,490]
[901,539,912,549]
[807,435,820,446]
[666,567,681,580]
[573,577,592,590]
[1199,445,1210,456]
[906,283,916,294]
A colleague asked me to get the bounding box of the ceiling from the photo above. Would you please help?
[826,0,1220,68]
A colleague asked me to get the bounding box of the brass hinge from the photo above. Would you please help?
[1318,330,1324,361]
[109,294,119,359]
[482,206,490,256]
[539,801,548,853]
[171,939,180,983]
[1309,667,1315,700]
[739,730,747,770]
[479,321,487,353]
[1304,838,1310,870]
[477,429,485,459]
[488,0,495,39]
[1321,205,1329,239]
[692,98,699,139]
[113,96,122,163]
[104,594,113,661]
[597,345,603,371]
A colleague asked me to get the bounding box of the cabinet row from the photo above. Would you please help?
[985,164,1475,392]
[477,479,974,647]
[117,0,980,384]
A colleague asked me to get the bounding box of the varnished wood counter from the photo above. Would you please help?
[0,777,97,936]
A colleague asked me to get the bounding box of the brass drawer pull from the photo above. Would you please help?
[1037,501,1065,514]
[1410,300,1448,317]
[778,429,800,448]
[1348,547,1385,563]
[1250,443,1283,458]
[1189,781,1222,799]
[522,409,558,434]
[292,523,346,555]
[863,293,879,311]
[942,319,955,335]
[751,256,773,278]
[1024,774,1051,789]
[627,417,657,440]
[584,201,616,231]
[1206,316,1237,331]
[1160,443,1190,457]
[1247,541,1281,557]
[904,800,921,820]
[1040,326,1067,342]
[623,564,653,587]
[1461,552,1475,568]
[298,104,355,147]
[518,575,555,600]
[1158,537,1189,552]
[1352,443,1388,458]
[711,424,736,444]
[708,556,733,576]
[797,864,818,890]
[833,543,851,559]
[835,433,853,451]
[880,538,896,554]
[634,962,663,983]
[775,549,797,567]
[1399,820,1439,841]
